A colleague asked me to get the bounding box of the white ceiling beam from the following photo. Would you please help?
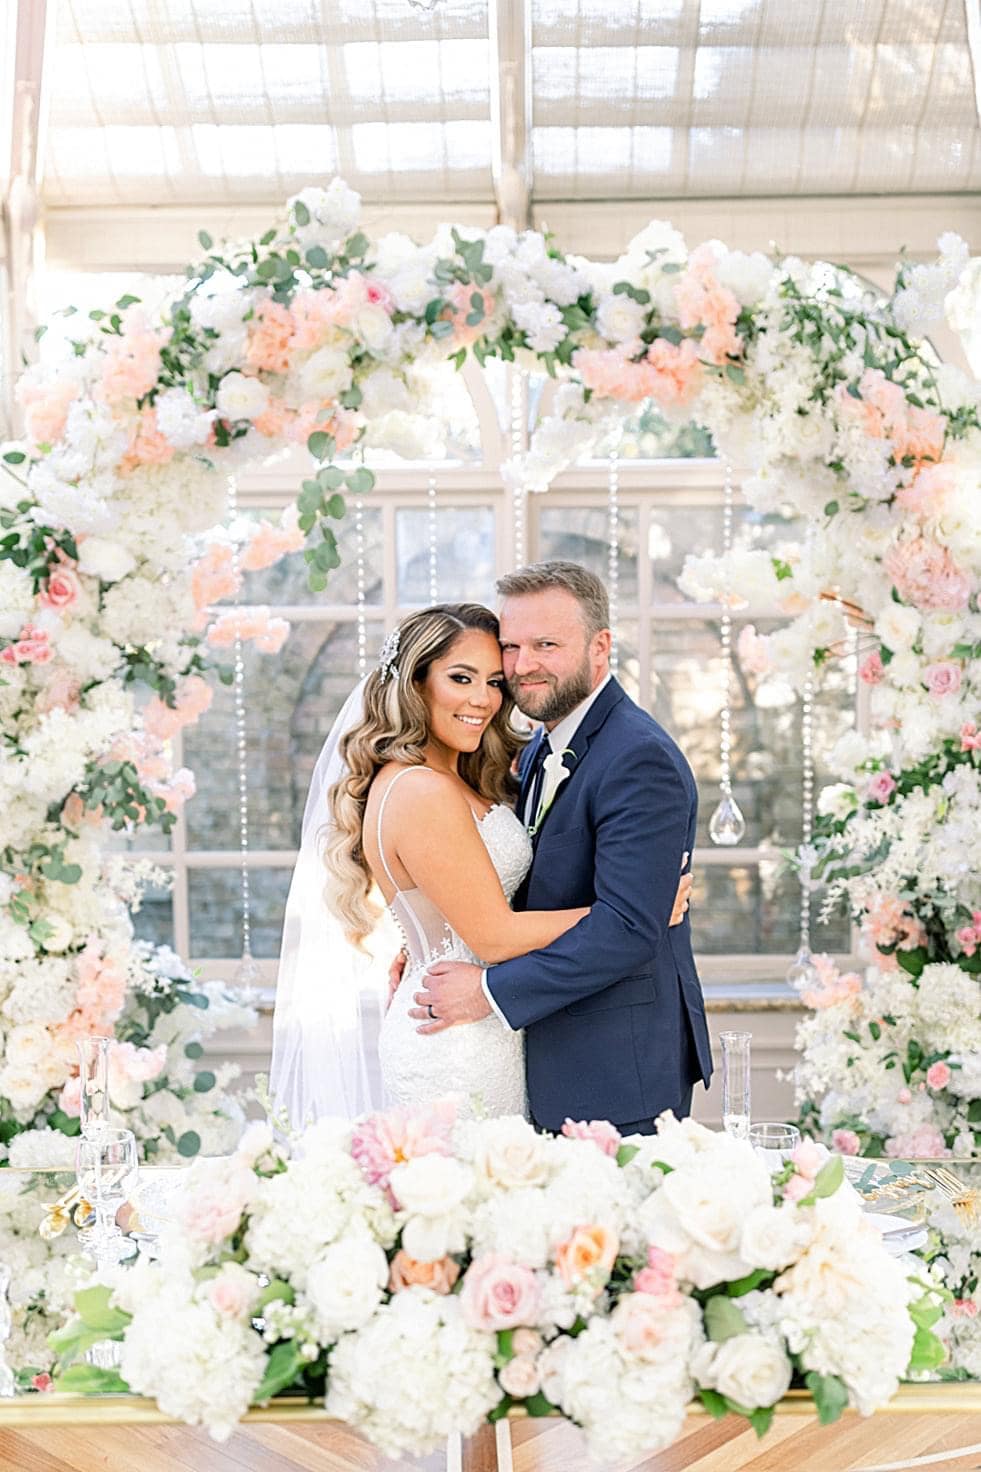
[488,0,532,230]
[2,0,51,432]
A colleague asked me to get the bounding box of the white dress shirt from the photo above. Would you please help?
[483,673,613,1028]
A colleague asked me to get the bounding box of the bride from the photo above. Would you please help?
[270,601,687,1127]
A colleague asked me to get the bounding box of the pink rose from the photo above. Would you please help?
[635,1245,682,1303]
[961,723,981,752]
[783,1174,811,1203]
[31,1374,53,1393]
[39,566,81,611]
[611,1293,672,1360]
[897,1087,912,1105]
[866,771,896,804]
[953,1299,979,1319]
[561,1118,622,1157]
[58,1075,83,1117]
[858,651,885,685]
[459,1255,542,1332]
[207,1264,258,1320]
[925,1061,951,1091]
[955,926,978,957]
[498,1355,542,1399]
[1,625,53,665]
[924,662,962,698]
[831,1129,861,1156]
[790,1139,825,1180]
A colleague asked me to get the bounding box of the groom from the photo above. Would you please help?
[412,560,713,1134]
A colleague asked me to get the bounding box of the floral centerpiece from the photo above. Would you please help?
[51,1104,944,1462]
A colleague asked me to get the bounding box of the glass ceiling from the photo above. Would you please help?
[39,0,981,210]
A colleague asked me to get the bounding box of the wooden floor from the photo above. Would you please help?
[2,1412,981,1472]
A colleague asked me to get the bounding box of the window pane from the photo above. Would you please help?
[188,868,292,960]
[131,885,174,949]
[236,505,383,606]
[613,619,640,705]
[649,506,800,603]
[183,620,384,851]
[693,863,850,956]
[396,507,495,605]
[651,620,854,849]
[536,505,639,604]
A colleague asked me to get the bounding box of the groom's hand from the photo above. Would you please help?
[410,961,491,1033]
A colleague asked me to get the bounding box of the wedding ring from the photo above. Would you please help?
[427,1004,437,1020]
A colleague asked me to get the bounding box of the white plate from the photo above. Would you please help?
[862,1211,928,1256]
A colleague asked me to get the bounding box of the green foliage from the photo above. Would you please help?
[254,1340,305,1401]
[803,1371,849,1425]
[704,1295,748,1343]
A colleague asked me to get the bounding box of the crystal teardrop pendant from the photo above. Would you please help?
[233,950,262,991]
[786,944,819,990]
[708,793,746,846]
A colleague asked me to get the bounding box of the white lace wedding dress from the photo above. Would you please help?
[375,767,532,1119]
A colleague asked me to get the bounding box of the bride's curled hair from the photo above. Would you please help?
[324,603,523,943]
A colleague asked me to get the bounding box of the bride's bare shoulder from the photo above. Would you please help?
[367,762,458,813]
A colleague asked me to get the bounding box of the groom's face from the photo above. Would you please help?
[499,588,606,726]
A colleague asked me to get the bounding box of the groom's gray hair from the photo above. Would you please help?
[497,561,610,635]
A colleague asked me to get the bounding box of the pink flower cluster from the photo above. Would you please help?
[961,723,981,752]
[862,892,927,958]
[247,274,396,369]
[954,911,981,957]
[98,309,167,406]
[883,536,971,612]
[39,560,81,613]
[351,1098,457,1194]
[858,650,885,685]
[205,606,289,654]
[143,674,214,742]
[246,299,295,376]
[445,283,496,347]
[674,244,743,365]
[253,397,359,452]
[1,624,53,666]
[16,374,79,448]
[120,407,175,472]
[836,368,946,467]
[634,1244,682,1304]
[560,1117,622,1156]
[831,1128,862,1155]
[737,623,772,675]
[896,461,955,519]
[923,662,962,699]
[925,1060,951,1091]
[885,1124,951,1159]
[459,1254,541,1331]
[573,338,703,409]
[241,507,305,572]
[799,953,862,1012]
[192,543,241,627]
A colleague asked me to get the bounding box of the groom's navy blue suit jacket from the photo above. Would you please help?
[485,678,713,1131]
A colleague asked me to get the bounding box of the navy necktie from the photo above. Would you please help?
[525,736,552,829]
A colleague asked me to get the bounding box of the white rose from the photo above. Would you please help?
[297,345,353,403]
[38,914,73,953]
[76,537,136,583]
[694,1331,792,1408]
[740,1204,812,1272]
[3,1023,50,1069]
[0,1064,48,1113]
[289,179,361,248]
[390,1155,473,1218]
[596,293,647,345]
[215,372,270,422]
[714,249,774,305]
[353,305,394,355]
[472,1117,551,1190]
[875,602,921,652]
[816,783,858,822]
[364,410,444,460]
[498,1355,541,1398]
[305,1237,388,1341]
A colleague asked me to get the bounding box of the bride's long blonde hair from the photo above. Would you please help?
[323,603,523,943]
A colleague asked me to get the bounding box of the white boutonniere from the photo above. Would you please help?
[529,748,574,836]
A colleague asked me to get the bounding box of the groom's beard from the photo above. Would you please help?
[508,656,593,724]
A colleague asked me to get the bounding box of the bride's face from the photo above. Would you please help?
[420,629,506,757]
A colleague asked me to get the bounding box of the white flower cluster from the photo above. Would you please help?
[69,1105,928,1462]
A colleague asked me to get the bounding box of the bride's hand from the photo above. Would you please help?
[669,855,692,927]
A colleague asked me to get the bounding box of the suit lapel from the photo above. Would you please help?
[530,678,626,847]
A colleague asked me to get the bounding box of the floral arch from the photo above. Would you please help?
[1,177,978,1187]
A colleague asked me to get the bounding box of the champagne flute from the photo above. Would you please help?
[75,1127,139,1265]
[720,1031,752,1140]
[77,1037,112,1138]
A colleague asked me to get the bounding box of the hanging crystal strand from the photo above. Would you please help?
[787,671,819,988]
[226,478,261,989]
[606,436,621,677]
[427,473,439,604]
[708,457,746,845]
[354,493,367,679]
[510,367,526,567]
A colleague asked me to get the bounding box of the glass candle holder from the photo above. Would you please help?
[720,1030,752,1140]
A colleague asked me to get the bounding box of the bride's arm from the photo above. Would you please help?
[388,773,588,964]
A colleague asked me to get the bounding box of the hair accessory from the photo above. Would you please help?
[378,627,401,683]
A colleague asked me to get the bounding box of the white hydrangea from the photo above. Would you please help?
[289,178,361,249]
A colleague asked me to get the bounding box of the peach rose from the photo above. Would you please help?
[388,1250,460,1295]
[554,1223,619,1291]
[39,567,81,612]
